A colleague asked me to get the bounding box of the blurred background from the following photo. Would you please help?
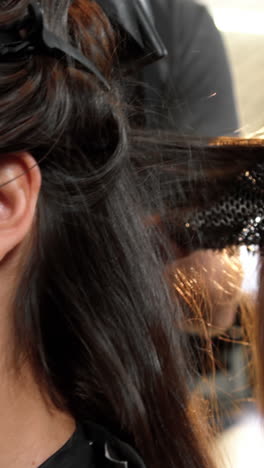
[205,0,264,136]
[201,1,264,465]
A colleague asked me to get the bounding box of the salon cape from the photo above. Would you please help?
[39,422,146,468]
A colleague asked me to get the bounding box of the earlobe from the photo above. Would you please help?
[0,153,41,261]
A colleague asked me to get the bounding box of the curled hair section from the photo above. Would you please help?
[0,3,217,468]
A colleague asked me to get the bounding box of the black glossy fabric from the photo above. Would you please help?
[38,423,146,468]
[39,426,93,468]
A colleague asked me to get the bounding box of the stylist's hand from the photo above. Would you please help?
[168,249,243,336]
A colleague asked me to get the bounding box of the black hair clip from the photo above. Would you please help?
[69,0,167,72]
[94,0,168,72]
[0,1,110,90]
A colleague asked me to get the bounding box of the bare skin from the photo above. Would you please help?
[0,154,75,468]
[0,367,75,468]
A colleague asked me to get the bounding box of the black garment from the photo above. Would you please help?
[39,423,146,468]
[39,425,92,468]
[141,0,239,136]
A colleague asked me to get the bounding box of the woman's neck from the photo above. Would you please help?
[0,364,75,468]
[0,242,76,467]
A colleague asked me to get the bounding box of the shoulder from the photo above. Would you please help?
[149,0,219,54]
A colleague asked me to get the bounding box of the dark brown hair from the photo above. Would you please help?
[0,1,215,468]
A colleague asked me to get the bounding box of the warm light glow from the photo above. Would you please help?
[240,246,259,295]
[216,413,264,468]
[211,8,264,35]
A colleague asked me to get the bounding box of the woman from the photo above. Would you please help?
[0,1,216,467]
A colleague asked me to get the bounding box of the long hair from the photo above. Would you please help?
[0,1,215,468]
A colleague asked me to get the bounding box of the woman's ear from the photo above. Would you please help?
[0,152,41,261]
